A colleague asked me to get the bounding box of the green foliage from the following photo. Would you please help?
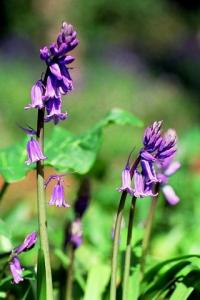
[141,255,200,299]
[83,263,110,300]
[169,283,193,300]
[0,108,142,183]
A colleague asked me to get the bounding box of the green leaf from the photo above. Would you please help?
[128,265,141,300]
[169,283,193,300]
[0,219,12,252]
[83,263,110,300]
[183,270,200,292]
[141,255,200,299]
[21,287,32,300]
[0,219,11,240]
[96,108,143,128]
[0,109,142,183]
[144,255,200,283]
[0,292,6,299]
[0,137,32,182]
[37,248,46,300]
[142,260,190,298]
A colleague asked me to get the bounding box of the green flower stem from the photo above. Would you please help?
[110,191,127,300]
[122,196,137,300]
[65,245,74,300]
[36,108,53,300]
[110,155,140,300]
[0,182,9,202]
[141,183,160,275]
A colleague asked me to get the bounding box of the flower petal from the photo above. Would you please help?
[162,185,180,205]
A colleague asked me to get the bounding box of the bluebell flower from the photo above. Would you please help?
[118,122,178,199]
[45,174,70,208]
[9,232,37,284]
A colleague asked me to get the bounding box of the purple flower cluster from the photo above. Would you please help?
[9,232,37,284]
[25,22,78,125]
[45,174,70,208]
[118,121,180,202]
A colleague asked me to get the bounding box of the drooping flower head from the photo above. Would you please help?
[137,122,177,198]
[118,121,178,199]
[45,174,70,208]
[9,232,37,284]
[25,22,78,125]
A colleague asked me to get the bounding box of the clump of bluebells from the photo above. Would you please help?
[118,121,179,199]
[3,20,184,300]
[111,121,180,300]
[10,22,78,289]
[25,22,78,125]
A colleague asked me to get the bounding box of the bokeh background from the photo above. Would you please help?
[1,0,200,275]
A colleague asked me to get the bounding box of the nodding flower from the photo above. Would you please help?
[9,232,37,284]
[19,125,47,165]
[118,121,178,199]
[44,97,68,124]
[25,80,44,110]
[9,256,24,284]
[45,174,70,208]
[26,138,47,165]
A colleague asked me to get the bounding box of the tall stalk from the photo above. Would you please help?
[141,183,160,275]
[122,196,136,300]
[110,191,127,300]
[110,156,140,300]
[36,108,53,300]
[65,245,74,300]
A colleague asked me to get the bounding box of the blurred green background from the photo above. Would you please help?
[0,0,200,273]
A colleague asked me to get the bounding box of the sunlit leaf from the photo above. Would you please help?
[0,109,143,183]
[169,283,193,300]
[83,263,110,300]
[128,264,141,300]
